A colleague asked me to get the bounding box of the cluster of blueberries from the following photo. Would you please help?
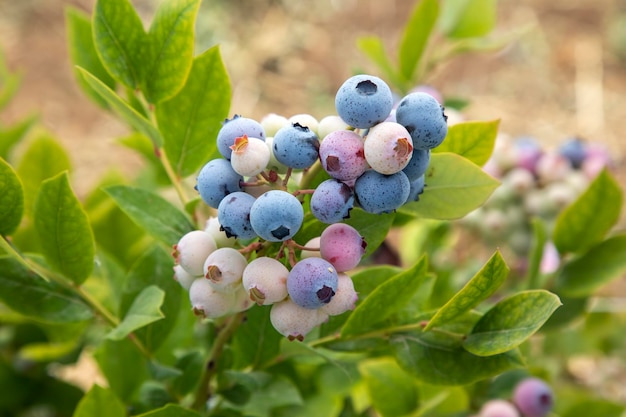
[476,377,554,417]
[171,74,449,340]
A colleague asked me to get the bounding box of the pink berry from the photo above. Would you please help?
[320,223,367,272]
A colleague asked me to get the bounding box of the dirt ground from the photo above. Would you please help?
[1,0,625,199]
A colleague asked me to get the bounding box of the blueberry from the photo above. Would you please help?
[512,377,554,417]
[310,179,354,224]
[396,92,448,150]
[402,148,430,182]
[195,158,243,208]
[354,170,411,214]
[272,123,320,169]
[217,191,257,239]
[217,115,266,160]
[287,257,338,309]
[249,190,304,242]
[335,74,393,129]
[558,137,586,169]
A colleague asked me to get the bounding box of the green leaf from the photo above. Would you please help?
[541,296,588,331]
[119,245,181,352]
[34,172,95,284]
[92,0,146,89]
[77,67,163,147]
[432,119,500,166]
[66,7,116,109]
[104,184,195,245]
[425,250,508,330]
[356,37,403,92]
[232,305,282,369]
[398,0,439,82]
[238,375,303,417]
[134,404,202,417]
[556,234,626,297]
[117,133,170,185]
[463,290,562,356]
[341,256,428,337]
[553,169,623,254]
[0,50,22,112]
[562,399,625,417]
[72,385,126,417]
[107,285,165,340]
[0,157,24,235]
[391,330,524,385]
[439,0,497,39]
[16,134,72,216]
[345,208,395,258]
[141,0,201,103]
[156,46,231,177]
[93,338,149,402]
[0,114,36,160]
[525,218,547,289]
[358,357,418,417]
[399,152,500,220]
[0,256,93,323]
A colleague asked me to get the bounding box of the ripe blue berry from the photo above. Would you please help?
[287,257,338,309]
[406,174,426,202]
[250,190,304,242]
[217,115,265,160]
[402,148,430,182]
[396,92,448,150]
[558,137,586,169]
[319,130,368,181]
[354,170,411,214]
[512,377,554,417]
[196,158,243,208]
[310,179,354,224]
[272,123,320,169]
[217,191,257,239]
[335,74,393,128]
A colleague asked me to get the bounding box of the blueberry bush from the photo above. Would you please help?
[0,1,625,416]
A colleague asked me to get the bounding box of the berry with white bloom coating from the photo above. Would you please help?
[217,115,265,160]
[203,247,248,293]
[189,278,235,319]
[229,135,271,177]
[395,92,448,150]
[321,273,358,316]
[173,264,198,291]
[172,230,217,276]
[287,258,338,309]
[270,298,329,341]
[335,74,393,128]
[242,257,289,306]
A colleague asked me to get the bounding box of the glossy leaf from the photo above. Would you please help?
[141,0,201,103]
[391,330,524,385]
[66,7,116,109]
[73,385,126,417]
[0,157,24,235]
[439,0,497,39]
[119,245,181,352]
[341,256,428,337]
[34,172,95,284]
[104,184,195,245]
[463,290,562,355]
[0,256,93,323]
[553,169,623,254]
[432,119,500,166]
[0,114,36,160]
[135,404,202,417]
[107,285,165,340]
[92,0,145,89]
[156,46,231,177]
[77,67,163,147]
[398,0,439,82]
[399,152,500,219]
[425,250,508,330]
[358,357,418,417]
[556,234,626,297]
[345,208,395,257]
[94,338,149,402]
[16,134,72,216]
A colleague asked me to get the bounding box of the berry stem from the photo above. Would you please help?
[192,311,246,411]
[298,159,322,190]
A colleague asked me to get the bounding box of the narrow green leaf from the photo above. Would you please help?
[104,184,194,245]
[77,67,163,147]
[34,172,95,284]
[94,338,149,403]
[425,250,508,330]
[16,134,72,216]
[398,0,439,82]
[391,330,524,385]
[525,218,548,289]
[117,133,170,185]
[0,256,93,323]
[66,7,116,109]
[119,245,181,352]
[156,46,231,177]
[341,256,428,337]
[463,290,562,356]
[0,114,36,160]
[73,385,126,417]
[19,340,79,362]
[0,51,22,112]
[92,0,146,89]
[107,285,165,341]
[399,152,500,219]
[556,234,626,297]
[141,0,201,103]
[232,305,282,369]
[0,157,24,235]
[553,169,623,254]
[134,404,202,417]
[432,119,500,166]
[356,37,403,91]
[345,208,395,257]
[439,0,497,39]
[358,357,418,417]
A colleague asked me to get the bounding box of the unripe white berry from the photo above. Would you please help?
[289,114,319,135]
[204,217,237,248]
[321,273,358,316]
[260,113,289,137]
[230,135,271,177]
[173,230,217,276]
[300,236,322,259]
[232,283,255,313]
[318,115,349,139]
[242,257,289,306]
[270,299,328,341]
[479,399,520,417]
[189,278,235,319]
[173,264,198,291]
[364,122,414,175]
[203,247,248,293]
